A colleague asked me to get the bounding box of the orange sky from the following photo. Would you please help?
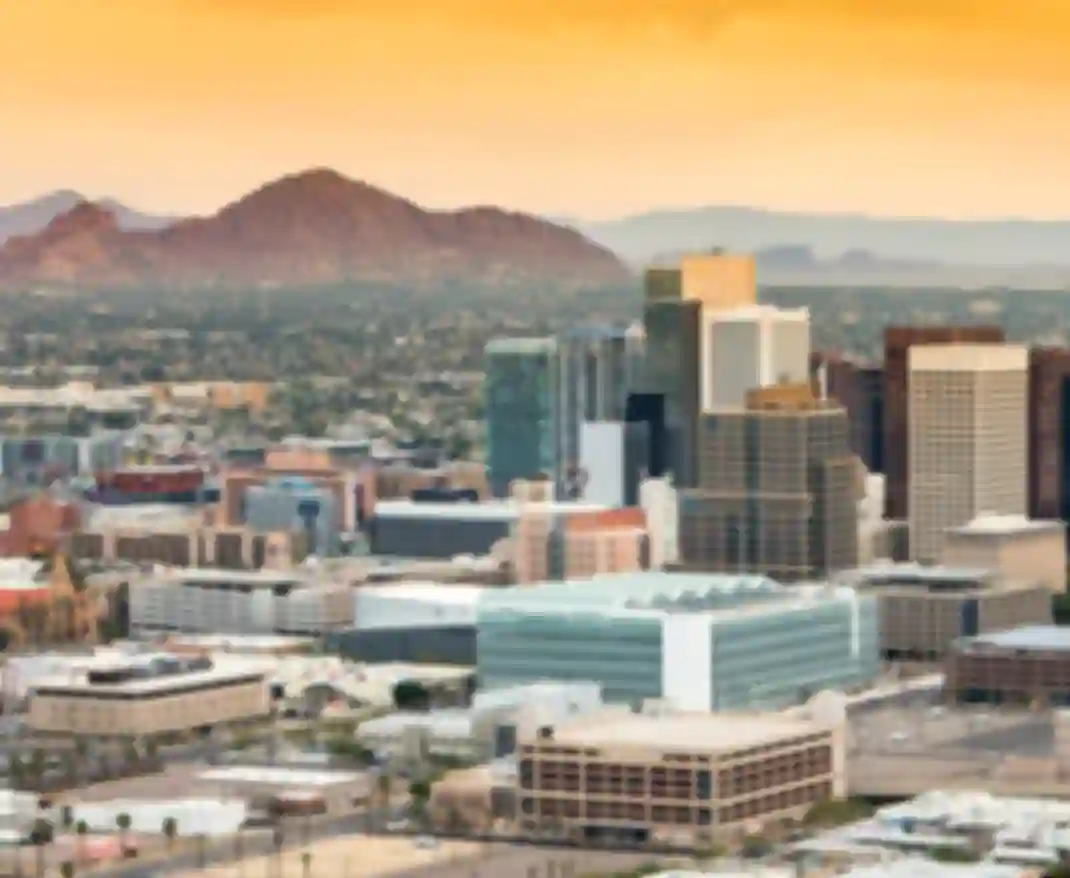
[2,0,1070,218]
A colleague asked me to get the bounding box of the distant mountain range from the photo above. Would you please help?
[565,206,1070,266]
[8,186,1070,290]
[0,191,174,243]
[563,207,1070,287]
[0,170,628,291]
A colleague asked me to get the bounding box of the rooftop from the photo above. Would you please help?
[547,710,823,752]
[484,337,556,355]
[33,655,264,696]
[908,343,1028,372]
[197,765,361,787]
[372,499,607,521]
[354,582,486,605]
[843,562,994,589]
[960,625,1070,653]
[478,571,858,621]
[948,514,1064,537]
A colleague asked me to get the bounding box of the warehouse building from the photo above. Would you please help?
[477,572,880,711]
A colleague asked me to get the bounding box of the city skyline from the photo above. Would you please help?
[3,0,1070,219]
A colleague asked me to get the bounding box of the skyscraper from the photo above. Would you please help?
[641,252,757,486]
[1028,347,1070,527]
[558,324,645,491]
[679,383,858,580]
[701,305,811,411]
[883,325,1005,520]
[908,344,1027,563]
[484,338,561,498]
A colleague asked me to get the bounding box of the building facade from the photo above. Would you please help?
[517,710,842,843]
[558,325,645,491]
[641,253,758,489]
[1027,347,1070,527]
[940,515,1067,594]
[945,627,1070,707]
[843,563,1053,662]
[701,306,810,411]
[908,344,1028,563]
[883,325,1005,521]
[128,569,353,637]
[27,655,270,737]
[243,477,340,557]
[477,572,880,710]
[811,354,884,474]
[484,338,561,497]
[679,384,858,580]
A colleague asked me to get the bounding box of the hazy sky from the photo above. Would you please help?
[3,0,1070,219]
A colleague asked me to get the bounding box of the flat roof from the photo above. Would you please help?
[908,343,1028,372]
[197,766,361,787]
[548,710,823,753]
[355,583,486,605]
[34,660,264,696]
[948,514,1064,537]
[372,499,607,521]
[961,626,1070,652]
[171,568,305,586]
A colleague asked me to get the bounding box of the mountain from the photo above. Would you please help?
[0,191,173,243]
[0,170,629,291]
[644,244,1070,289]
[566,206,1070,269]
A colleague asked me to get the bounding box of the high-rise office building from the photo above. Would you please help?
[883,325,1005,520]
[641,253,757,487]
[908,344,1028,563]
[1028,347,1070,527]
[810,354,884,474]
[484,338,561,498]
[558,325,645,493]
[701,305,810,411]
[679,383,858,580]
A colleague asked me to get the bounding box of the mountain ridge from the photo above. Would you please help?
[0,169,629,290]
[565,205,1070,267]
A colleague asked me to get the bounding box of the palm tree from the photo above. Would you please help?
[115,812,131,854]
[75,820,89,865]
[301,851,312,878]
[161,816,177,851]
[29,818,53,878]
[59,862,74,878]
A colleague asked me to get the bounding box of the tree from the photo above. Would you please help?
[161,816,178,850]
[301,851,312,878]
[30,819,53,878]
[59,862,74,878]
[392,681,431,712]
[75,820,89,863]
[740,834,772,859]
[115,813,131,852]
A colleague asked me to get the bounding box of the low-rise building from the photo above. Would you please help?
[27,653,269,737]
[841,562,1053,662]
[478,572,880,710]
[128,568,353,637]
[940,514,1067,594]
[357,680,604,762]
[517,707,844,844]
[945,626,1070,706]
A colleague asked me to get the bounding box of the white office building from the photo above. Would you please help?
[908,344,1028,563]
[700,305,811,412]
[129,568,353,637]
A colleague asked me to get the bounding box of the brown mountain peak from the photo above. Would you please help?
[0,171,631,290]
[42,201,120,238]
